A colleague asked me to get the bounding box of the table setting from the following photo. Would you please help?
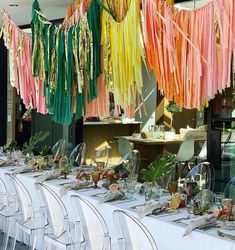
[1,137,235,250]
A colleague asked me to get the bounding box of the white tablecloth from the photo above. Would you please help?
[0,165,235,250]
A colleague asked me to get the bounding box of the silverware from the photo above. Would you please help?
[172,215,190,223]
[217,230,235,240]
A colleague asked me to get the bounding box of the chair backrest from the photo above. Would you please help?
[184,162,214,190]
[198,141,207,159]
[123,150,140,176]
[70,142,86,166]
[52,139,66,157]
[93,145,112,168]
[6,174,32,221]
[113,210,158,250]
[176,139,195,162]
[118,138,132,158]
[0,177,8,209]
[36,183,69,238]
[224,177,235,202]
[70,195,110,250]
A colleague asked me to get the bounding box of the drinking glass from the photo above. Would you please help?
[214,192,225,208]
[117,179,127,192]
[126,174,138,200]
[144,182,155,204]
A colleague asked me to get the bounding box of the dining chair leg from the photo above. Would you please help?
[31,235,37,250]
[3,219,12,250]
[12,226,18,250]
[43,241,47,250]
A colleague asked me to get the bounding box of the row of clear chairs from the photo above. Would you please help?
[52,139,113,168]
[0,174,158,249]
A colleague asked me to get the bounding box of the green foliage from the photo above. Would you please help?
[140,153,176,183]
[3,140,17,152]
[40,145,53,156]
[166,101,182,113]
[232,121,235,130]
[22,131,49,155]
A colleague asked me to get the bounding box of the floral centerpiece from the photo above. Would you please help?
[3,140,17,153]
[140,153,176,184]
[22,131,49,156]
[100,162,129,189]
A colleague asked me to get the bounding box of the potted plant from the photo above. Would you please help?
[22,131,49,162]
[140,153,176,184]
[165,101,182,130]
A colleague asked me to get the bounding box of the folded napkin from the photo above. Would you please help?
[0,160,7,167]
[217,229,235,240]
[60,180,92,197]
[100,190,125,203]
[219,221,235,230]
[36,173,60,183]
[13,166,36,174]
[183,214,217,236]
[137,202,167,219]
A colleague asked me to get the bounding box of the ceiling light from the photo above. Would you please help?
[9,4,19,7]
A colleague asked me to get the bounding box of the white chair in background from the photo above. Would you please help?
[6,173,46,250]
[175,139,195,178]
[194,141,207,164]
[117,138,132,158]
[36,183,77,249]
[70,195,111,250]
[113,209,158,250]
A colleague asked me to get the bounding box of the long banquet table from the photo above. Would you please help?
[0,165,235,250]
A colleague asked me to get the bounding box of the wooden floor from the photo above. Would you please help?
[0,232,29,250]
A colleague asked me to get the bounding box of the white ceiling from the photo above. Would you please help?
[0,0,211,26]
[0,0,72,26]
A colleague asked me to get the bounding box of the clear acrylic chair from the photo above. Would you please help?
[92,145,112,168]
[113,209,158,250]
[70,142,86,167]
[0,176,8,210]
[36,183,77,249]
[6,173,45,250]
[118,138,132,158]
[123,150,140,177]
[70,195,111,250]
[52,139,66,157]
[183,162,214,191]
[0,176,18,250]
[224,177,235,202]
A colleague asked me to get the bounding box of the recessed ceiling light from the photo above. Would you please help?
[9,4,19,7]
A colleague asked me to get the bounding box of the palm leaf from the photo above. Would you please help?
[140,153,176,183]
